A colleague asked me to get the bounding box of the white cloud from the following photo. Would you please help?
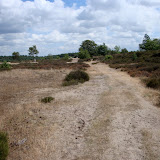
[128,0,160,7]
[0,0,160,56]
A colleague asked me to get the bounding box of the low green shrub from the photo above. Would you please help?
[0,61,11,71]
[63,54,69,60]
[92,62,99,65]
[78,49,91,59]
[62,79,79,86]
[132,53,138,61]
[65,70,89,82]
[41,97,54,103]
[0,132,9,160]
[105,55,113,60]
[145,78,160,89]
[63,70,89,86]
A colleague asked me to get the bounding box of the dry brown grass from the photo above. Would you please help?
[0,69,68,115]
[0,59,90,159]
[0,68,71,159]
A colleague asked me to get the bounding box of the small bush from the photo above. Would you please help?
[41,97,54,103]
[62,79,79,86]
[78,49,91,59]
[145,78,160,89]
[65,70,89,82]
[63,70,89,86]
[63,54,69,60]
[0,61,11,71]
[105,55,113,60]
[92,62,99,65]
[0,132,9,160]
[132,53,138,61]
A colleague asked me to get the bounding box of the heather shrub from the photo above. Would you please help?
[105,55,113,60]
[41,97,54,103]
[0,61,11,71]
[63,70,89,86]
[132,53,138,61]
[145,78,160,89]
[63,79,79,86]
[0,132,9,160]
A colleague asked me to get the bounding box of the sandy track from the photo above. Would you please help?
[4,63,160,160]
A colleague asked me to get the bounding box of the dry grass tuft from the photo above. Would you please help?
[41,97,54,103]
[0,132,9,160]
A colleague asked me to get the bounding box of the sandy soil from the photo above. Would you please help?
[0,62,20,65]
[0,62,39,65]
[67,58,79,63]
[1,62,160,160]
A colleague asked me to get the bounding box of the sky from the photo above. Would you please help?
[0,0,160,56]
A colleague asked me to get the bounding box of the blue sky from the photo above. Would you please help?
[0,0,160,56]
[22,0,86,7]
[63,0,86,7]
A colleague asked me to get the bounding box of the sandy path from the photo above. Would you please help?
[7,63,160,160]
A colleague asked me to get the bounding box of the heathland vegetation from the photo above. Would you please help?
[77,34,160,90]
[0,34,160,159]
[0,34,160,90]
[0,132,9,160]
[63,70,89,86]
[0,34,160,89]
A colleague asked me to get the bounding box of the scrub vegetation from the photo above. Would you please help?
[0,34,160,90]
[1,34,160,160]
[63,70,89,86]
[0,132,9,160]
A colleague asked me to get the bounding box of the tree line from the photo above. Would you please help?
[78,40,129,59]
[139,34,160,51]
[78,34,160,59]
[1,34,160,62]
